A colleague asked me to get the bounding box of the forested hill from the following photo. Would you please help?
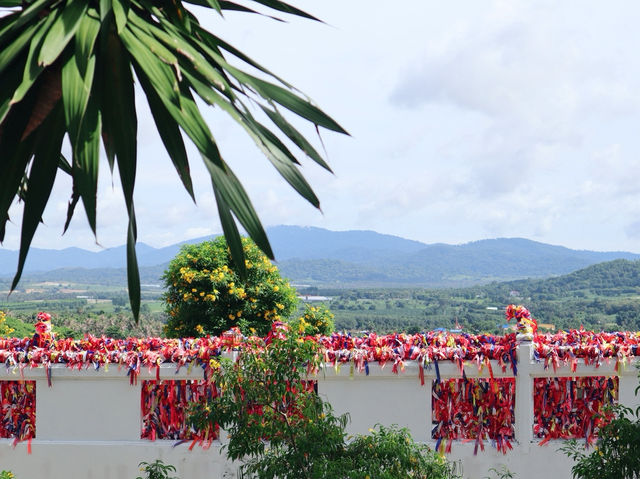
[476,259,640,299]
[2,226,640,288]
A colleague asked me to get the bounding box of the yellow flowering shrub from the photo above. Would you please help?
[0,311,14,337]
[288,304,334,336]
[163,237,297,337]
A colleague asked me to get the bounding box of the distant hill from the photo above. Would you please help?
[1,225,639,287]
[477,258,640,299]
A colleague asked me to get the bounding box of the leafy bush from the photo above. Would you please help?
[0,311,14,337]
[289,303,335,336]
[135,460,178,479]
[0,471,15,479]
[163,237,297,337]
[188,324,460,479]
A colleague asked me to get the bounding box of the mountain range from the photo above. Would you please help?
[1,225,639,287]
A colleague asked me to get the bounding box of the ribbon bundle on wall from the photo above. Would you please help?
[141,379,218,448]
[432,377,515,455]
[0,380,35,451]
[534,330,640,371]
[533,376,617,446]
[318,332,518,377]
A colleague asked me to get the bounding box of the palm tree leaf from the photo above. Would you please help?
[38,0,88,67]
[74,9,101,76]
[135,10,230,92]
[11,103,66,291]
[119,24,181,108]
[229,67,348,134]
[203,156,273,259]
[0,0,22,7]
[217,1,284,20]
[0,0,50,41]
[191,24,291,88]
[0,17,43,76]
[97,28,136,172]
[245,0,320,21]
[251,121,320,208]
[126,211,141,321]
[99,0,113,21]
[261,105,332,172]
[0,54,26,125]
[135,67,195,201]
[213,188,247,279]
[10,13,58,107]
[112,0,130,33]
[125,13,181,69]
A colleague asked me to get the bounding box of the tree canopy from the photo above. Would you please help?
[0,0,346,319]
[163,236,297,337]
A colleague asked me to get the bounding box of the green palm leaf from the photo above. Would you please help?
[0,0,347,321]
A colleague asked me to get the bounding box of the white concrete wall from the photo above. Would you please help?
[0,342,638,479]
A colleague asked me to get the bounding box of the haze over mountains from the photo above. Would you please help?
[1,226,639,287]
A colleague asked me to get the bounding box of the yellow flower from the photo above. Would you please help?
[273,285,279,292]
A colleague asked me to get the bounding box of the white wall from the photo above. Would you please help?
[0,342,638,479]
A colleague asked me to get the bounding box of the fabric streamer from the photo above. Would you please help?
[141,379,219,448]
[533,376,617,446]
[0,380,36,451]
[432,377,515,455]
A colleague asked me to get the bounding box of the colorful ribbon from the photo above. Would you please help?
[533,376,617,446]
[141,379,219,448]
[0,380,35,450]
[432,378,515,455]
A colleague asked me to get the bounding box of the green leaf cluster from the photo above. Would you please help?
[561,366,640,479]
[188,326,460,479]
[0,0,346,321]
[162,236,297,337]
[135,460,178,479]
[288,303,335,336]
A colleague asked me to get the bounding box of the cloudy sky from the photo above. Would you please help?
[4,0,640,254]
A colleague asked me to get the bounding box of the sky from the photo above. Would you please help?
[4,0,640,254]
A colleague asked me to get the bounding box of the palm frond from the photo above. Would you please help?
[0,0,347,320]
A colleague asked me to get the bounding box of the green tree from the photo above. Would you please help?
[188,325,460,479]
[163,236,297,337]
[0,0,346,319]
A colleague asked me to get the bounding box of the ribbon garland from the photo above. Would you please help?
[534,330,640,371]
[0,380,35,451]
[533,376,618,446]
[1,310,638,456]
[432,378,515,455]
[141,379,219,448]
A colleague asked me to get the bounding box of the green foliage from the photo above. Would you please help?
[163,237,297,337]
[561,367,640,479]
[0,310,15,337]
[484,465,516,479]
[135,460,178,479]
[289,303,335,336]
[0,0,345,320]
[342,424,460,479]
[0,471,15,479]
[188,326,460,479]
